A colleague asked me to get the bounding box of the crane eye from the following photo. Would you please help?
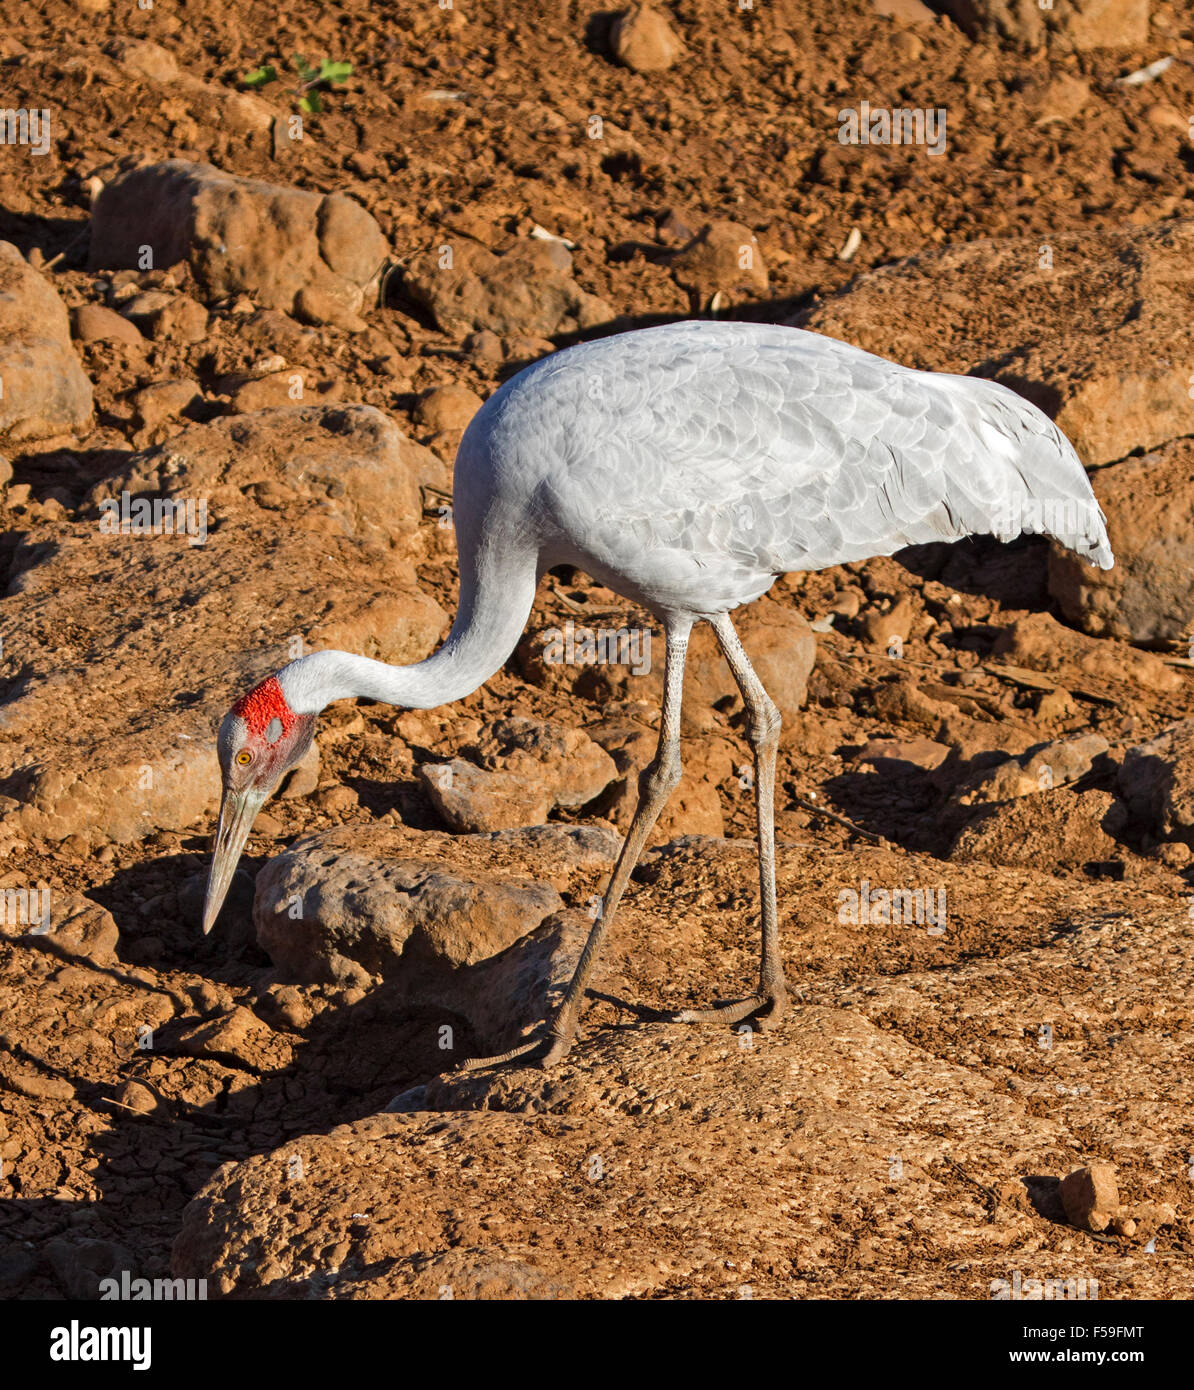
[236,751,252,766]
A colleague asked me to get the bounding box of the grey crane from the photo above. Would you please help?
[202,319,1113,1068]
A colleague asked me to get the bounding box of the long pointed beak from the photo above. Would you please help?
[202,785,268,934]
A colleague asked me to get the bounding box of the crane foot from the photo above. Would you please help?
[673,989,787,1029]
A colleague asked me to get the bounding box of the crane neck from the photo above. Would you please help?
[276,542,539,715]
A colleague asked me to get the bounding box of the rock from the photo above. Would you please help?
[84,404,436,561]
[610,5,687,73]
[869,0,936,20]
[1027,74,1093,125]
[1119,719,1194,841]
[670,221,768,303]
[1048,438,1194,643]
[71,303,144,346]
[89,161,389,318]
[799,220,1194,467]
[856,736,953,773]
[35,895,120,965]
[421,718,617,832]
[45,1237,136,1299]
[172,1006,1075,1298]
[294,284,368,333]
[108,38,179,82]
[174,1005,293,1071]
[1059,1164,1119,1232]
[402,238,612,340]
[991,612,1180,694]
[951,789,1125,869]
[476,718,617,808]
[415,908,590,1056]
[587,722,730,842]
[0,407,446,846]
[0,242,93,441]
[858,595,917,650]
[305,591,447,665]
[954,733,1110,805]
[936,0,1149,51]
[253,824,564,985]
[413,384,483,435]
[420,759,552,833]
[120,290,209,343]
[132,379,202,433]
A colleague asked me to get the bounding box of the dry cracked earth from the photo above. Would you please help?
[1,0,1194,1302]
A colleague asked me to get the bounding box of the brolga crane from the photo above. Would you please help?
[202,319,1113,1069]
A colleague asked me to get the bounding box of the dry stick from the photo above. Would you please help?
[942,1156,1000,1221]
[790,793,889,849]
[43,229,90,272]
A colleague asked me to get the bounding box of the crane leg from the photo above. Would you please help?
[673,611,789,1029]
[458,618,692,1072]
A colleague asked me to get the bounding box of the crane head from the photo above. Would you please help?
[202,675,316,935]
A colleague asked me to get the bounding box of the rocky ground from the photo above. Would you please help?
[2,0,1194,1300]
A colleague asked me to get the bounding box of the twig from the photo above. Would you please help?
[790,794,888,848]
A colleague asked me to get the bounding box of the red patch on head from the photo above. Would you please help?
[233,677,296,740]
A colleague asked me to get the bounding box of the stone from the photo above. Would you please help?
[89,161,389,318]
[858,595,917,650]
[1048,438,1194,644]
[253,824,564,985]
[120,290,209,343]
[0,242,93,441]
[1119,719,1194,841]
[1059,1164,1119,1232]
[45,1237,136,1299]
[869,0,936,20]
[71,303,144,346]
[935,0,1149,52]
[610,5,687,73]
[953,733,1110,805]
[171,1005,1078,1298]
[991,612,1180,694]
[402,238,612,340]
[0,407,446,846]
[951,789,1125,869]
[413,384,483,435]
[420,759,552,833]
[294,284,368,332]
[132,379,202,433]
[421,718,617,832]
[670,221,769,301]
[84,404,436,561]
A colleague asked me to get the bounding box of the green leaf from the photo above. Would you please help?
[242,64,278,88]
[318,59,353,85]
[298,91,322,114]
[291,54,318,84]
